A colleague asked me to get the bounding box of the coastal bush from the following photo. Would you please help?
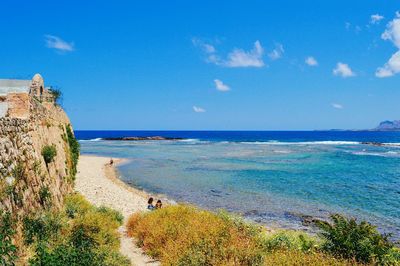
[127,205,267,265]
[96,206,124,225]
[263,249,355,266]
[315,214,398,264]
[127,205,383,265]
[41,145,57,165]
[24,193,129,266]
[262,230,318,252]
[0,210,17,265]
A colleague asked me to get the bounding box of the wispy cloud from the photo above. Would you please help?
[45,35,74,52]
[193,106,206,113]
[370,14,384,24]
[305,56,318,66]
[225,41,265,67]
[193,39,265,68]
[214,79,230,92]
[331,103,344,109]
[376,13,400,78]
[333,62,356,78]
[268,43,284,60]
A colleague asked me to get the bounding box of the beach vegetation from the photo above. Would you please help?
[23,193,129,266]
[0,210,17,266]
[41,145,57,165]
[126,205,360,266]
[315,214,400,265]
[127,204,265,265]
[127,205,400,265]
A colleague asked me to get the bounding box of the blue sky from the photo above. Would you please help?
[1,1,399,130]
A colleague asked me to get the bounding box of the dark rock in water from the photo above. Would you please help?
[103,136,184,141]
[244,210,260,216]
[361,141,385,146]
[287,212,321,226]
[210,189,222,194]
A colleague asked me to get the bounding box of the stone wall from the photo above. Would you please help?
[0,95,75,247]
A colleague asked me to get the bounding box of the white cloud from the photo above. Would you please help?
[370,14,384,24]
[333,62,356,78]
[268,43,284,60]
[214,79,230,92]
[193,106,206,113]
[192,38,216,53]
[45,35,74,52]
[381,17,400,48]
[225,41,265,67]
[193,39,267,68]
[305,56,318,66]
[376,51,400,77]
[331,103,344,109]
[376,15,400,77]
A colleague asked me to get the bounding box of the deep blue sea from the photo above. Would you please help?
[76,131,400,239]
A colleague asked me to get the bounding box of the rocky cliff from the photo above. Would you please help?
[0,78,78,250]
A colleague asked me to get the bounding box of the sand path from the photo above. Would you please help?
[75,155,159,266]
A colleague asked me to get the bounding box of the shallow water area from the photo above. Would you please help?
[77,131,400,240]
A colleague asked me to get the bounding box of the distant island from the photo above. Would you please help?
[374,120,400,131]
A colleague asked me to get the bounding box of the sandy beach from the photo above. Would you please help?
[75,155,160,266]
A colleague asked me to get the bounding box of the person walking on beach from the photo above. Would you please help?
[147,197,155,210]
[155,199,162,209]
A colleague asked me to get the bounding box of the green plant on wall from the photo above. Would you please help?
[65,125,79,181]
[48,87,62,106]
[41,145,57,165]
[39,186,52,208]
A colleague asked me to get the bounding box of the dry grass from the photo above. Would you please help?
[127,205,357,266]
[127,205,265,265]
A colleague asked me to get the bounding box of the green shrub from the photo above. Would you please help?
[41,145,57,164]
[0,210,17,265]
[64,193,93,218]
[315,214,397,264]
[96,206,124,225]
[24,193,129,266]
[263,249,355,266]
[262,230,318,252]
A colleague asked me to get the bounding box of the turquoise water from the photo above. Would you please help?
[78,132,400,239]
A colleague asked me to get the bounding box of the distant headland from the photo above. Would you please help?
[373,120,400,131]
[102,136,184,141]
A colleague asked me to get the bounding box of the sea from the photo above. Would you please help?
[75,130,400,239]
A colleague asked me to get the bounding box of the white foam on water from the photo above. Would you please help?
[240,140,360,145]
[78,138,103,142]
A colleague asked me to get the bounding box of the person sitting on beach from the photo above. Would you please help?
[147,197,155,210]
[155,199,162,209]
[110,158,114,166]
